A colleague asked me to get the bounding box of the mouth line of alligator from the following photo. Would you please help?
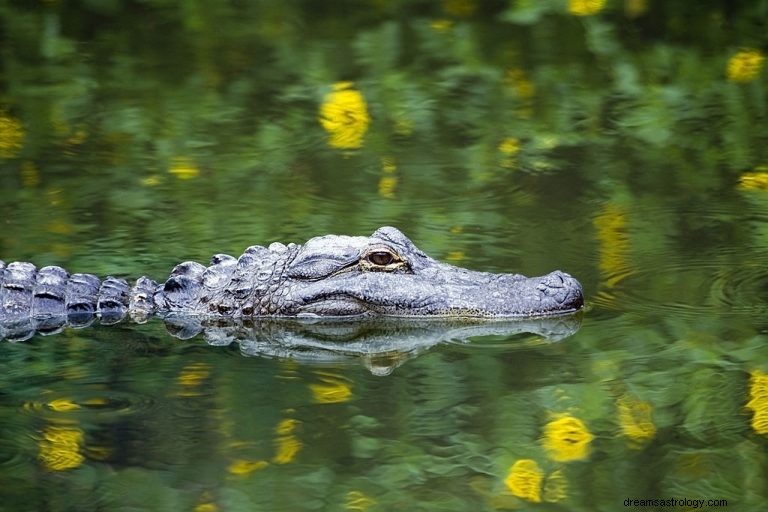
[300,293,583,319]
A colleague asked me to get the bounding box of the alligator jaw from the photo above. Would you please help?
[292,267,584,318]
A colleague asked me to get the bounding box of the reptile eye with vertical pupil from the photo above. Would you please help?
[368,251,395,266]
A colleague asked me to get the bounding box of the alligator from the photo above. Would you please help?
[0,226,583,342]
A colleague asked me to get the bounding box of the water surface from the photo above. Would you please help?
[1,1,767,511]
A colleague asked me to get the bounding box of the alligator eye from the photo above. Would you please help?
[367,251,395,266]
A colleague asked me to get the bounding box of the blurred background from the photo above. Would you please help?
[1,1,767,510]
[0,0,764,279]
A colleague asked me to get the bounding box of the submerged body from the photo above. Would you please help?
[0,227,583,340]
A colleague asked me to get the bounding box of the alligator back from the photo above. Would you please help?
[0,260,146,341]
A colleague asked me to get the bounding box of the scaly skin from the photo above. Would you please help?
[1,227,583,341]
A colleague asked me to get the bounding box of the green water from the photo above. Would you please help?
[1,1,767,510]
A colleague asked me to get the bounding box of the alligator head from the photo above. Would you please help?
[283,227,584,318]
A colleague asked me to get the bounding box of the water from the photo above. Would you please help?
[1,1,768,510]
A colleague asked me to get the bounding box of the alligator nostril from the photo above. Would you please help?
[551,271,568,285]
[538,272,566,290]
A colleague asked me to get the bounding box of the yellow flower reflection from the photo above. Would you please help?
[194,491,219,512]
[0,109,24,158]
[727,49,765,83]
[430,19,453,32]
[378,175,398,199]
[568,0,606,16]
[345,490,376,511]
[504,459,543,502]
[169,157,200,179]
[617,396,656,445]
[21,161,40,187]
[542,469,568,502]
[39,425,84,471]
[393,116,413,136]
[176,362,211,397]
[273,417,303,464]
[275,418,300,436]
[319,82,371,149]
[542,414,594,462]
[84,443,112,461]
[228,458,269,475]
[505,69,535,100]
[499,137,521,157]
[381,156,397,174]
[593,202,630,288]
[378,157,398,199]
[48,398,81,412]
[141,174,162,187]
[310,372,353,404]
[746,369,768,435]
[444,251,465,263]
[273,435,302,464]
[739,169,768,191]
[498,136,521,169]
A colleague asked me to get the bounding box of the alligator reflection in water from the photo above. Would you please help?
[3,313,582,375]
[164,314,583,375]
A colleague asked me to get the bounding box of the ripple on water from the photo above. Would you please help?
[592,256,768,318]
[710,264,768,312]
[20,390,159,420]
[588,198,768,318]
[0,424,33,474]
[592,261,768,316]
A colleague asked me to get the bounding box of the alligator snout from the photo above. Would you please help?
[535,271,584,312]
